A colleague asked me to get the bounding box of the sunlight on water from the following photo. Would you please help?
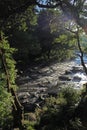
[74,53,87,87]
[74,72,87,82]
[75,53,87,65]
[74,73,87,79]
[65,53,87,89]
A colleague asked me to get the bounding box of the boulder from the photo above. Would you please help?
[23,103,36,112]
[65,70,72,75]
[59,75,71,81]
[73,76,81,82]
[72,66,83,73]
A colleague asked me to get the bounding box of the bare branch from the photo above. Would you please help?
[36,1,61,8]
[65,27,77,34]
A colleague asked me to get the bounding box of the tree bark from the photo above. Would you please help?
[0,48,24,129]
[76,31,87,75]
[11,88,24,130]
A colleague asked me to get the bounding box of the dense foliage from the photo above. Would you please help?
[36,87,83,130]
[0,86,12,128]
[7,9,77,65]
[0,0,87,129]
[0,32,17,128]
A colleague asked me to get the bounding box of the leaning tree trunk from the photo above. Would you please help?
[0,48,24,129]
[11,88,24,129]
[76,30,87,75]
[74,29,87,128]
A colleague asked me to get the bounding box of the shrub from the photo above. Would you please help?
[0,86,13,129]
[37,86,82,130]
[23,120,36,130]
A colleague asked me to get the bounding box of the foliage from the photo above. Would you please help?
[37,86,83,130]
[0,32,17,90]
[59,87,80,105]
[0,0,87,129]
[16,6,38,31]
[79,33,87,53]
[0,32,18,128]
[23,120,36,130]
[52,33,76,61]
[10,9,77,63]
[0,86,13,128]
[0,0,87,34]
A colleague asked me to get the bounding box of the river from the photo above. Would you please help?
[73,53,87,88]
[17,53,87,111]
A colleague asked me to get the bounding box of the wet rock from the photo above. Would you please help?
[47,91,58,97]
[17,59,86,113]
[73,76,81,82]
[23,103,36,112]
[59,75,72,81]
[18,92,30,96]
[72,66,83,73]
[17,76,32,85]
[18,92,30,101]
[49,80,58,87]
[36,95,45,102]
[30,92,39,98]
[21,98,29,104]
[65,70,72,75]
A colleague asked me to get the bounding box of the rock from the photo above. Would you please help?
[24,113,36,121]
[65,70,72,75]
[23,103,36,112]
[30,92,39,98]
[35,103,41,108]
[18,92,30,100]
[72,66,83,73]
[21,98,29,104]
[36,95,45,102]
[47,91,58,97]
[73,76,81,82]
[59,75,72,81]
[49,80,58,87]
[17,59,85,113]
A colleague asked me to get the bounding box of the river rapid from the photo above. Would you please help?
[17,54,87,111]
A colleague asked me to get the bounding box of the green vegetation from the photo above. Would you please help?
[0,86,13,129]
[9,9,76,64]
[0,0,87,129]
[19,85,87,130]
[23,120,36,130]
[0,33,15,128]
[0,32,17,89]
[36,87,83,130]
[0,32,24,129]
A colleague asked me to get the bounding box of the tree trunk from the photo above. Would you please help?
[0,48,24,129]
[11,88,24,129]
[76,31,87,75]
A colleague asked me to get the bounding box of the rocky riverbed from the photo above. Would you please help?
[16,59,87,112]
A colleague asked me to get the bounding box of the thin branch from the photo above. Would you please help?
[65,26,87,75]
[3,0,61,20]
[36,1,61,8]
[65,27,77,34]
[0,49,10,92]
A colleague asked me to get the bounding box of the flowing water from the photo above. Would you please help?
[59,53,87,89]
[18,53,87,91]
[17,53,87,110]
